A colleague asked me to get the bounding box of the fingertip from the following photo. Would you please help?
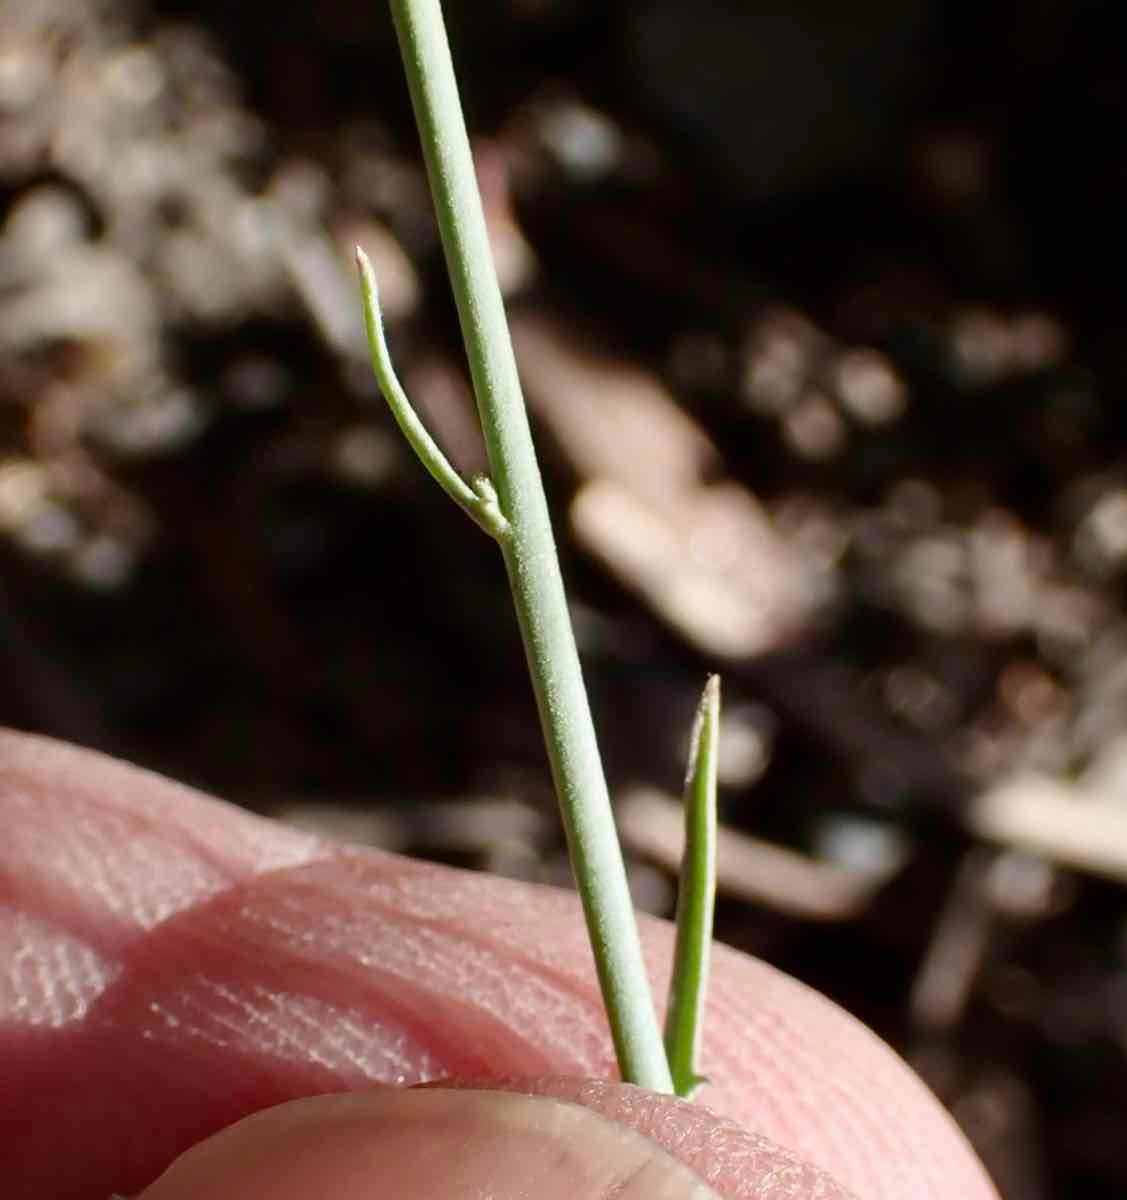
[137,1088,725,1200]
[135,1081,865,1200]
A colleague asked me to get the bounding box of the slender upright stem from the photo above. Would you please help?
[386,0,672,1092]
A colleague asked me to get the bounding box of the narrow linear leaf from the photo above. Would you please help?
[664,674,720,1097]
[355,245,509,540]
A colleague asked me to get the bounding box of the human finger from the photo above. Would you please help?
[0,729,997,1200]
[138,1084,857,1200]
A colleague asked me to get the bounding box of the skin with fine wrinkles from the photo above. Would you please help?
[0,729,1000,1200]
[141,1088,723,1200]
[435,1079,853,1199]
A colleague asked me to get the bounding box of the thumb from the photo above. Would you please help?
[137,1083,855,1200]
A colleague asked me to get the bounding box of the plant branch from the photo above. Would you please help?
[664,675,720,1097]
[382,0,673,1092]
[356,246,509,540]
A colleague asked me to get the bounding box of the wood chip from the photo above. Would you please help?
[969,775,1127,886]
[513,313,816,658]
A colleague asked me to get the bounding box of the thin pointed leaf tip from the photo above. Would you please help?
[664,673,720,1096]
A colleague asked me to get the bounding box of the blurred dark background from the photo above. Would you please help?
[2,1,1126,1194]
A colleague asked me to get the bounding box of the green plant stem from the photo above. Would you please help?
[356,247,508,540]
[664,675,720,1097]
[385,0,673,1093]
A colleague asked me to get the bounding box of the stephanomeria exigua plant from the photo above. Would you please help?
[357,0,719,1098]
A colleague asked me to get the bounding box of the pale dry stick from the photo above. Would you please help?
[909,849,998,1033]
[969,774,1127,886]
